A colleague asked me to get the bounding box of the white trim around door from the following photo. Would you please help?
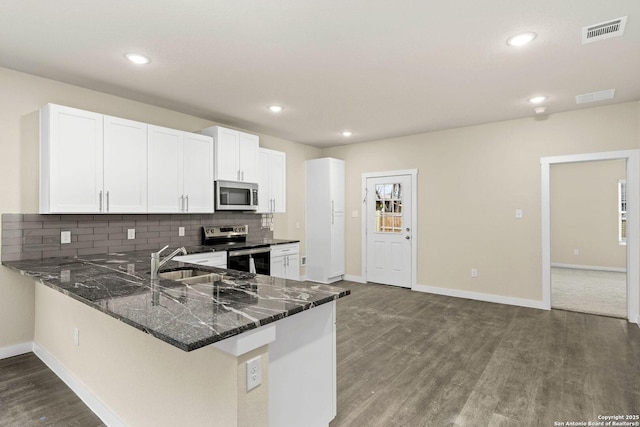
[361,169,418,288]
[541,150,640,323]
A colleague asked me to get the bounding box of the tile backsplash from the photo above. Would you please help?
[1,213,272,262]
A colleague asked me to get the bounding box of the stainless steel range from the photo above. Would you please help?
[201,225,270,274]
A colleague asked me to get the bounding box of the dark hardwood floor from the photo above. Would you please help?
[1,281,639,427]
[330,281,640,427]
[0,352,104,427]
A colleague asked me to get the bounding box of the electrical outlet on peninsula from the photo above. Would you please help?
[246,356,262,391]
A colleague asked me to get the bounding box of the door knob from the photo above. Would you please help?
[405,235,410,240]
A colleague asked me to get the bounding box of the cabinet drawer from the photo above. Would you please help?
[174,252,227,268]
[270,243,299,258]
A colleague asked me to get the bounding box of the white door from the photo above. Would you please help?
[46,104,104,213]
[366,175,412,287]
[182,132,213,213]
[148,125,183,213]
[104,116,147,212]
[239,132,259,183]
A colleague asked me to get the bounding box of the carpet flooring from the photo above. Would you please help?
[551,267,626,318]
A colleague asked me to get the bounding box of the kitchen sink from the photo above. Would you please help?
[157,268,223,284]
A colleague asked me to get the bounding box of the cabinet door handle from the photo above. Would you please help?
[180,195,184,211]
[106,191,110,212]
[237,170,241,181]
[99,191,103,212]
[186,195,189,212]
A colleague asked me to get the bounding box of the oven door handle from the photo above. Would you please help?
[228,247,271,257]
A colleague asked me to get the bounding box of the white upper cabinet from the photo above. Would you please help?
[239,132,259,183]
[147,125,184,213]
[258,148,286,213]
[104,116,147,212]
[40,104,104,213]
[148,126,214,213]
[182,132,214,213]
[201,126,259,183]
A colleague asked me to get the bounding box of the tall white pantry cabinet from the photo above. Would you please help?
[305,158,345,283]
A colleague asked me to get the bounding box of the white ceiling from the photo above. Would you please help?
[1,0,639,147]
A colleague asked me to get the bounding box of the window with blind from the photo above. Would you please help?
[619,179,627,245]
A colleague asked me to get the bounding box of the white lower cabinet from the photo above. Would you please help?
[270,243,300,280]
[174,252,227,269]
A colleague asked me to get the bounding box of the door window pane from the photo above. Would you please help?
[375,183,402,232]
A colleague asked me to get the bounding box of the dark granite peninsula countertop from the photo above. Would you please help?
[2,251,349,351]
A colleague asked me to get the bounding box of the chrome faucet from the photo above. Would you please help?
[150,245,187,280]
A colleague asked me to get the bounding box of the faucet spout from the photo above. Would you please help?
[150,245,187,280]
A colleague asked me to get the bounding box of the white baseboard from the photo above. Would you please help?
[0,341,33,360]
[551,263,627,273]
[33,343,125,427]
[343,275,366,283]
[412,284,546,310]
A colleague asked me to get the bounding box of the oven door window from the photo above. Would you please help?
[228,252,270,275]
[220,188,251,206]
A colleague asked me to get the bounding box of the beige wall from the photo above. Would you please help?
[35,282,269,426]
[551,160,626,269]
[324,102,640,301]
[0,66,315,349]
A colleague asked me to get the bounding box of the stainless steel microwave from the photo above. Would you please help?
[215,180,258,211]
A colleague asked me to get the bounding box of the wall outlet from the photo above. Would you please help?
[295,221,300,229]
[352,210,359,218]
[574,249,580,256]
[471,268,478,278]
[127,228,136,240]
[301,256,307,266]
[178,226,185,237]
[246,356,262,391]
[73,328,79,347]
[60,231,71,244]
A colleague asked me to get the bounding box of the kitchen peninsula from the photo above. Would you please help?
[3,251,349,427]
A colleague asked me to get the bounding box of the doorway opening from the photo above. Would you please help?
[361,170,417,288]
[541,150,639,323]
[550,159,627,318]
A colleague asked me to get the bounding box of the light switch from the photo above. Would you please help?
[178,227,185,237]
[515,209,523,219]
[352,210,359,218]
[127,229,136,240]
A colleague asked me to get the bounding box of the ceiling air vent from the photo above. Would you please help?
[576,89,616,105]
[582,17,627,44]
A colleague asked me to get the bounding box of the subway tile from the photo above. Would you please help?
[25,236,44,245]
[69,227,95,235]
[94,240,118,248]
[78,234,108,242]
[95,214,123,221]
[1,252,41,262]
[132,226,148,233]
[136,243,160,251]
[1,236,23,245]
[108,245,135,253]
[42,249,78,258]
[159,230,175,238]
[78,247,108,256]
[78,221,108,228]
[108,233,127,240]
[3,222,42,230]
[61,214,95,221]
[136,220,160,227]
[65,241,94,250]
[108,221,136,227]
[24,243,60,252]
[1,213,23,222]
[93,226,124,235]
[25,214,60,222]
[137,232,159,239]
[148,225,171,232]
[1,229,23,238]
[42,236,60,244]
[43,221,78,229]
[2,245,23,254]
[24,228,60,237]
[147,237,170,244]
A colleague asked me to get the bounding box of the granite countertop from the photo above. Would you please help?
[2,251,348,352]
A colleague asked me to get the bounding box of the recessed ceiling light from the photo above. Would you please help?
[529,96,547,104]
[125,53,150,65]
[341,131,353,137]
[268,105,284,113]
[507,32,537,47]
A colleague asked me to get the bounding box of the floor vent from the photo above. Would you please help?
[575,89,616,105]
[582,17,627,44]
